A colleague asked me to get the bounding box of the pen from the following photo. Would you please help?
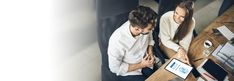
[193,58,204,62]
[203,73,216,80]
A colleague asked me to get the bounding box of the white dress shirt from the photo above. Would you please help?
[108,21,154,76]
[159,11,195,52]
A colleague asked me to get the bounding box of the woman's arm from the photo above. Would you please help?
[159,13,180,52]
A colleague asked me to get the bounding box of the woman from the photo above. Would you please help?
[159,0,195,64]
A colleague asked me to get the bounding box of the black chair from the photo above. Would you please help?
[97,12,129,81]
[218,0,234,16]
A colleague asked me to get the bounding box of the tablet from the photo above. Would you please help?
[165,58,193,79]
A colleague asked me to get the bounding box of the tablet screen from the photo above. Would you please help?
[165,59,193,79]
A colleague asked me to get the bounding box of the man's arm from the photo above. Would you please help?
[108,41,154,75]
[147,45,155,62]
[147,45,154,55]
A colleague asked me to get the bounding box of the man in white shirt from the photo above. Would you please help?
[108,6,158,81]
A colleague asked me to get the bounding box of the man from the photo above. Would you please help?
[96,0,139,81]
[108,6,159,81]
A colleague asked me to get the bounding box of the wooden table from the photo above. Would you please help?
[146,5,234,81]
[188,5,234,81]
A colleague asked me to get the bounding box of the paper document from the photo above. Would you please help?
[217,25,234,40]
[212,42,234,70]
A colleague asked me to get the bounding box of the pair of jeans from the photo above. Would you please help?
[117,67,156,81]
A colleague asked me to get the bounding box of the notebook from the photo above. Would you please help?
[202,59,228,81]
[165,59,193,79]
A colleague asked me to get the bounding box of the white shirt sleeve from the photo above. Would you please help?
[108,41,129,76]
[148,31,155,46]
[179,18,196,52]
[159,15,180,52]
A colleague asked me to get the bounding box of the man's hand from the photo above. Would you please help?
[141,54,154,68]
[128,53,155,72]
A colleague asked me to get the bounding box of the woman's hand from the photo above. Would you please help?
[177,47,190,65]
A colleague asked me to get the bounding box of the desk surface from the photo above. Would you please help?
[146,5,234,81]
[188,5,234,81]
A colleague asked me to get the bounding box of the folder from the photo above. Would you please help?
[202,59,228,81]
[197,59,228,81]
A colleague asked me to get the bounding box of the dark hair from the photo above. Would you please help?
[128,6,158,29]
[173,0,194,41]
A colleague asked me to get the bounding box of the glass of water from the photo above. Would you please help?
[203,39,213,56]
